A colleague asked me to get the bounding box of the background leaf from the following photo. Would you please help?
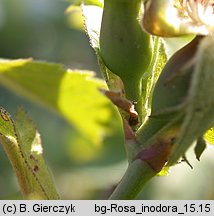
[0,107,59,199]
[0,59,116,147]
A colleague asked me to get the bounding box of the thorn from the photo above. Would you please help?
[181,156,193,169]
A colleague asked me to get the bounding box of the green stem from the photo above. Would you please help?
[109,159,156,199]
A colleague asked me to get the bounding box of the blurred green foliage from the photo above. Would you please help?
[0,0,213,200]
[0,0,125,199]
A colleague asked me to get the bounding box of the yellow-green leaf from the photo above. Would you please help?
[157,166,170,176]
[204,127,214,145]
[0,107,59,199]
[68,0,103,7]
[0,59,114,146]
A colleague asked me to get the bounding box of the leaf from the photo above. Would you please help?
[0,107,59,199]
[194,136,206,161]
[142,37,168,120]
[157,166,170,176]
[82,5,103,49]
[65,6,85,31]
[83,0,103,7]
[204,127,214,145]
[67,0,103,7]
[66,0,103,33]
[58,69,112,146]
[0,59,114,146]
[66,2,103,32]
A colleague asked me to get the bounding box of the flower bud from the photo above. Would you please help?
[136,37,202,170]
[100,0,152,103]
[169,36,214,165]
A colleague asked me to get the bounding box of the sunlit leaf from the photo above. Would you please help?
[83,0,103,7]
[66,132,101,162]
[67,0,103,8]
[0,107,59,199]
[0,59,115,146]
[157,166,170,176]
[82,5,103,49]
[204,127,214,145]
[58,70,112,146]
[66,2,103,31]
[65,6,84,31]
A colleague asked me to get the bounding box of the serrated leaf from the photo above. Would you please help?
[0,107,59,199]
[15,108,59,199]
[204,127,214,145]
[0,59,114,146]
[58,70,112,145]
[142,37,168,120]
[0,107,14,135]
[66,3,102,31]
[194,136,206,161]
[82,5,103,49]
